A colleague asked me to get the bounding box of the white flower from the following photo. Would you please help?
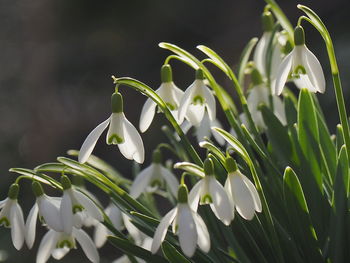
[241,84,286,130]
[274,26,325,95]
[140,64,184,132]
[79,92,144,164]
[25,182,65,249]
[224,158,262,220]
[181,113,225,145]
[151,185,210,257]
[178,69,216,126]
[94,203,123,248]
[188,159,233,226]
[0,184,25,250]
[130,149,178,198]
[36,227,99,263]
[60,176,103,234]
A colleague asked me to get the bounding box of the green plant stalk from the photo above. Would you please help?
[297,5,350,171]
[112,77,203,166]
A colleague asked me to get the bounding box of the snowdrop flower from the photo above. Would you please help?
[189,158,233,225]
[140,64,184,132]
[181,113,225,146]
[130,149,178,198]
[0,184,25,250]
[224,157,262,220]
[60,176,103,234]
[151,184,210,257]
[26,182,66,249]
[241,68,286,130]
[79,92,144,164]
[36,227,99,263]
[94,203,123,248]
[274,26,326,95]
[178,69,216,126]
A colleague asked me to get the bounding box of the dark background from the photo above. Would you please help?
[0,0,349,262]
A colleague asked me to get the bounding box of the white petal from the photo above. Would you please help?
[188,180,203,211]
[74,228,100,263]
[38,196,63,232]
[230,173,256,220]
[178,204,197,257]
[253,32,271,77]
[209,177,233,225]
[139,98,157,133]
[107,204,123,231]
[112,255,131,263]
[60,192,73,234]
[107,113,125,145]
[210,118,225,145]
[186,104,205,126]
[122,214,143,245]
[0,198,7,209]
[178,82,197,124]
[196,114,211,142]
[73,189,103,222]
[52,247,70,260]
[240,174,262,212]
[78,118,110,163]
[302,46,326,93]
[94,222,108,248]
[118,115,145,163]
[36,230,59,263]
[272,96,287,125]
[224,178,235,219]
[25,203,39,249]
[10,202,25,250]
[294,74,318,93]
[172,84,185,105]
[274,50,293,95]
[202,86,216,121]
[130,165,154,198]
[160,166,179,197]
[193,212,210,253]
[151,208,177,254]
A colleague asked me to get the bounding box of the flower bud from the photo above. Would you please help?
[161,64,173,83]
[251,67,263,86]
[111,92,123,113]
[195,69,205,80]
[8,183,19,200]
[152,149,162,164]
[294,26,305,46]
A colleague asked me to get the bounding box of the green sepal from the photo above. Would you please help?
[32,181,44,197]
[225,157,237,173]
[8,184,19,200]
[61,175,72,190]
[251,67,263,86]
[161,64,173,83]
[152,149,162,164]
[177,184,188,203]
[195,69,205,80]
[294,26,305,46]
[111,92,123,113]
[203,158,214,176]
[262,11,274,32]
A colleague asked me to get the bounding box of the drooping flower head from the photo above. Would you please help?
[140,64,184,132]
[130,149,178,198]
[274,26,326,95]
[78,92,145,164]
[224,157,262,220]
[189,158,233,225]
[178,69,216,126]
[151,184,210,257]
[0,184,25,250]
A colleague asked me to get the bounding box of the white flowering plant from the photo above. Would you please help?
[3,1,350,263]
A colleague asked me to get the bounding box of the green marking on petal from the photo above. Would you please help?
[294,65,306,75]
[150,179,162,188]
[200,194,213,204]
[193,95,204,105]
[73,204,84,213]
[58,240,74,249]
[0,217,10,227]
[107,134,124,145]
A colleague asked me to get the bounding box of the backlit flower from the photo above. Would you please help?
[79,92,144,164]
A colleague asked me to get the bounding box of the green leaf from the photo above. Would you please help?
[199,141,226,164]
[284,94,297,129]
[260,104,292,165]
[329,146,349,262]
[107,236,167,263]
[283,167,323,262]
[174,162,204,178]
[161,241,191,263]
[238,37,258,85]
[9,168,62,189]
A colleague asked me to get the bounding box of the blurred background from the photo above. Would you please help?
[0,0,349,262]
